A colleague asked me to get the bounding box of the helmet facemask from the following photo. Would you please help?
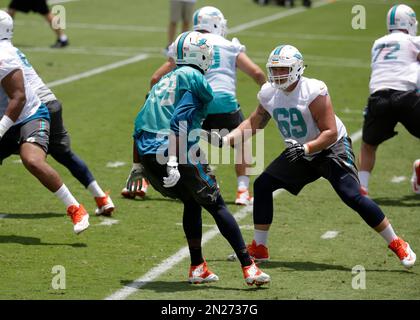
[266,45,305,90]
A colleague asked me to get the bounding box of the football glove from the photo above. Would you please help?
[125,163,144,194]
[284,139,307,162]
[163,156,181,188]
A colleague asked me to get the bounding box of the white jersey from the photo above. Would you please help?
[0,40,56,103]
[258,77,347,158]
[168,33,245,96]
[369,31,420,94]
[0,45,42,125]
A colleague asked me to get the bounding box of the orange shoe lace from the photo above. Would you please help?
[389,238,408,259]
[67,204,86,224]
[95,191,110,208]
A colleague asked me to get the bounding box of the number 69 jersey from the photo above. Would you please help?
[369,31,420,94]
[258,77,347,157]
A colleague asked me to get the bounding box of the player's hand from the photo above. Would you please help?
[125,163,144,194]
[284,139,306,162]
[163,157,180,188]
[200,130,227,148]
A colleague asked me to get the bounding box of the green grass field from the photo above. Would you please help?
[0,0,419,300]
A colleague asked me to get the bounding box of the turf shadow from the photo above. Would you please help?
[257,261,414,274]
[370,194,420,208]
[0,212,64,219]
[119,279,269,293]
[0,235,86,248]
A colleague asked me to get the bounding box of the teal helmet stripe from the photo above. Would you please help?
[193,10,199,26]
[389,5,399,25]
[273,45,285,55]
[177,32,191,60]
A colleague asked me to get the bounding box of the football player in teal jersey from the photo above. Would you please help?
[124,31,270,286]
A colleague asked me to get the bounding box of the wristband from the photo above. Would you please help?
[303,143,310,155]
[132,163,142,170]
[168,155,178,165]
[0,115,14,137]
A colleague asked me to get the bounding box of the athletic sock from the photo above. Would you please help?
[237,175,250,191]
[379,224,398,244]
[358,171,370,189]
[54,184,79,209]
[254,229,268,246]
[87,181,106,198]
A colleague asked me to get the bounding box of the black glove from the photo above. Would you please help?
[284,139,306,162]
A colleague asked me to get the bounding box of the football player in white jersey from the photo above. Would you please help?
[0,10,115,217]
[213,44,416,269]
[0,13,89,234]
[358,4,420,196]
[123,6,266,205]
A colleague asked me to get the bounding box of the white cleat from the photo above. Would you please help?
[242,261,270,286]
[188,261,219,284]
[67,204,90,235]
[95,193,115,216]
[388,237,416,269]
[235,189,253,206]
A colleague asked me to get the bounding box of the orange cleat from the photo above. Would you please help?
[388,237,416,269]
[242,260,270,286]
[67,204,89,234]
[247,240,270,262]
[235,189,253,206]
[95,192,115,216]
[188,261,219,284]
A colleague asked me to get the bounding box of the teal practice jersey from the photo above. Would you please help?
[133,65,214,155]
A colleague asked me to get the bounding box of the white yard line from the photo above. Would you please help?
[238,31,373,43]
[96,218,119,227]
[106,161,127,168]
[391,176,406,184]
[321,230,340,239]
[46,53,149,88]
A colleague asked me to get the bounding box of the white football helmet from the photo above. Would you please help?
[387,4,418,36]
[173,31,213,73]
[193,6,227,37]
[0,10,13,40]
[266,45,305,90]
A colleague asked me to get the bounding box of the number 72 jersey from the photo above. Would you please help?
[257,77,347,156]
[369,32,420,94]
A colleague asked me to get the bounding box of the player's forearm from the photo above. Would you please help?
[305,129,337,154]
[150,60,175,88]
[132,140,140,163]
[168,134,179,159]
[224,118,255,146]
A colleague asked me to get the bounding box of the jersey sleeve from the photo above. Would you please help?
[308,79,329,104]
[170,90,202,135]
[231,37,246,53]
[191,73,214,105]
[0,55,21,81]
[410,37,420,54]
[257,82,275,110]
